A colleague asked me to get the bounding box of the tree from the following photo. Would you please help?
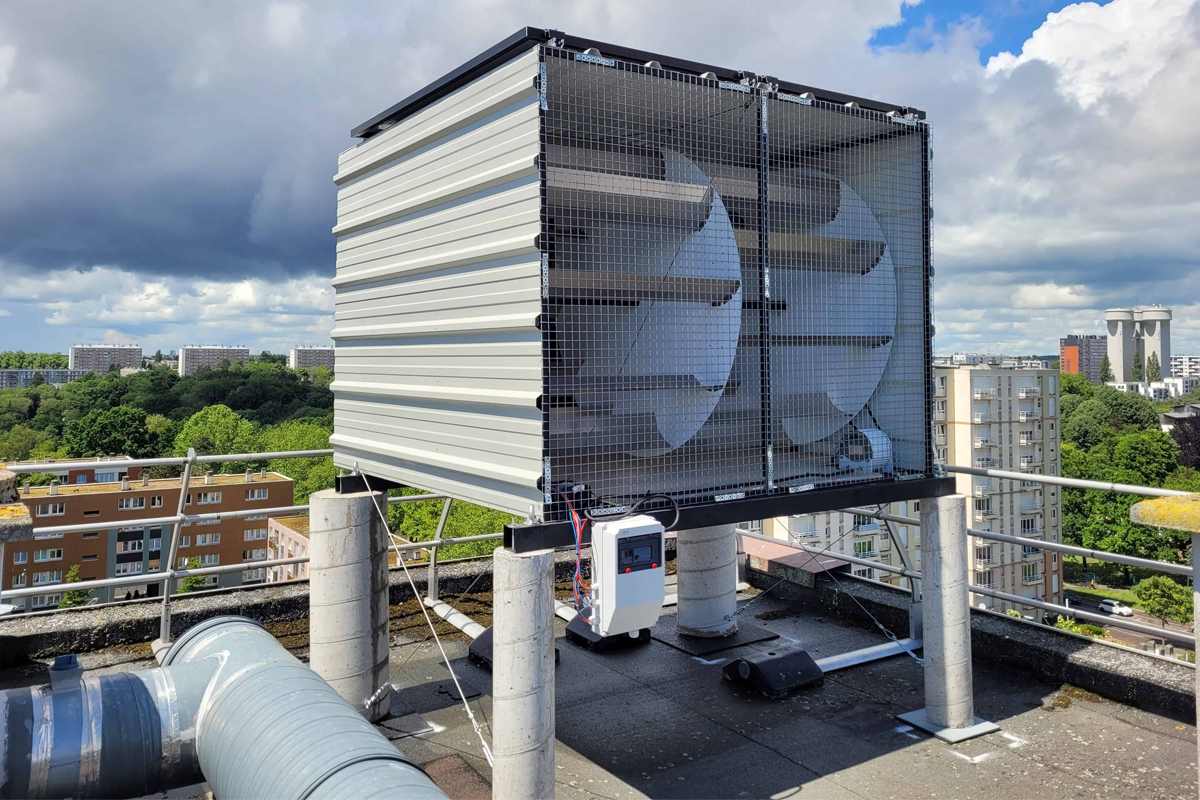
[63,406,158,458]
[1099,355,1114,383]
[1171,415,1200,470]
[178,557,207,593]
[1060,371,1096,398]
[1131,346,1143,381]
[260,420,333,504]
[1164,466,1200,493]
[58,565,92,608]
[154,350,163,363]
[0,424,49,461]
[173,405,261,471]
[1093,386,1159,431]
[1146,352,1162,382]
[1062,399,1112,449]
[1110,429,1180,486]
[30,371,45,387]
[1133,576,1193,628]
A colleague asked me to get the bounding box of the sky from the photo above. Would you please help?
[0,0,1197,357]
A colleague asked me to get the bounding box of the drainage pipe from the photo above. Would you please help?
[0,616,446,800]
[675,524,739,637]
[423,597,487,640]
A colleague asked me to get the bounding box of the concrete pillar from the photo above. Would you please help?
[307,489,392,722]
[675,524,738,638]
[921,494,974,728]
[491,546,555,800]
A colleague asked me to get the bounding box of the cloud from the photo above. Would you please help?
[0,0,1197,357]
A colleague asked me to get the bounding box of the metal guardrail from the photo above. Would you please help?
[0,449,503,636]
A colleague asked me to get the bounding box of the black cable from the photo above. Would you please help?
[585,492,681,531]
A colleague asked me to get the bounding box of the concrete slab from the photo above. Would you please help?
[896,708,1001,742]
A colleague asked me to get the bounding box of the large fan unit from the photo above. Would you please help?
[330,28,940,533]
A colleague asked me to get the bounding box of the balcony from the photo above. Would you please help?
[972,412,991,424]
[1019,455,1041,469]
[971,582,994,591]
[974,554,999,567]
[934,409,947,422]
[1020,524,1044,536]
[973,482,996,497]
[1018,387,1041,398]
[973,508,998,521]
[974,437,994,449]
[852,549,878,560]
[1018,410,1039,422]
[974,458,997,468]
[934,433,947,446]
[1022,573,1044,585]
[1022,547,1042,560]
[1019,432,1042,445]
[853,522,880,534]
[973,388,998,400]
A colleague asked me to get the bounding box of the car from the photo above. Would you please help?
[1063,591,1082,606]
[1098,599,1134,617]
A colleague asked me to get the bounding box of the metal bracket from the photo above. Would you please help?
[336,474,403,494]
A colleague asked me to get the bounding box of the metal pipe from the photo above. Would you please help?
[426,498,452,603]
[921,495,974,729]
[158,448,196,643]
[2,450,337,474]
[308,489,393,722]
[816,638,923,673]
[0,616,446,799]
[944,465,1190,498]
[423,597,486,639]
[492,546,556,799]
[676,524,739,637]
[841,506,1193,577]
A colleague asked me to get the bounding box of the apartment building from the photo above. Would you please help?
[68,344,142,372]
[1059,334,1106,383]
[3,470,293,611]
[178,345,250,376]
[0,369,88,389]
[1171,354,1200,378]
[267,516,310,582]
[288,346,335,371]
[765,502,922,589]
[935,357,1063,614]
[0,455,139,486]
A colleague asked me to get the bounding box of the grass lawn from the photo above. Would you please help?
[1064,583,1142,609]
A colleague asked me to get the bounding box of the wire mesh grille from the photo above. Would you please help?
[540,46,931,522]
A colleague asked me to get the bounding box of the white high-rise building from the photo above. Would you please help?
[1171,354,1200,378]
[1105,305,1172,381]
[68,344,142,372]
[178,345,250,376]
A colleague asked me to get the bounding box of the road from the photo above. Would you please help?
[1063,593,1193,650]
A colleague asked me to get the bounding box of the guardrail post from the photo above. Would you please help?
[492,545,555,799]
[426,498,452,603]
[154,448,195,656]
[897,494,997,742]
[308,487,393,721]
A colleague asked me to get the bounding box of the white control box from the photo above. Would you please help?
[589,515,666,637]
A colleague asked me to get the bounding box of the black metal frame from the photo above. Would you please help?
[504,476,953,552]
[352,27,925,139]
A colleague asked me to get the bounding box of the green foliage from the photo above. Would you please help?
[253,351,288,365]
[1005,608,1023,618]
[388,490,514,560]
[1133,576,1192,628]
[0,351,68,369]
[1055,617,1110,639]
[1099,355,1114,383]
[1111,430,1179,486]
[260,420,334,504]
[1146,352,1162,382]
[1131,346,1143,381]
[173,405,261,472]
[1164,466,1200,492]
[64,406,160,458]
[57,565,91,608]
[1062,399,1113,449]
[1172,415,1200,470]
[178,557,207,593]
[0,424,50,461]
[1060,371,1096,399]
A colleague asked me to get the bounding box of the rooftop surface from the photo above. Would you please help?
[1,455,133,468]
[21,472,291,498]
[271,515,311,537]
[2,578,1193,799]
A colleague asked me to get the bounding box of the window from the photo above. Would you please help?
[244,528,268,541]
[197,533,220,546]
[853,567,873,579]
[83,532,99,539]
[1048,376,1056,394]
[151,496,164,508]
[36,502,65,517]
[1022,563,1040,582]
[179,535,191,548]
[76,475,87,484]
[196,492,222,505]
[84,510,100,517]
[82,554,98,562]
[34,531,64,540]
[199,553,219,567]
[245,488,269,501]
[196,518,219,525]
[11,574,26,588]
[34,549,62,562]
[117,539,144,553]
[177,557,190,569]
[938,376,947,391]
[242,549,267,561]
[185,494,191,506]
[853,541,875,558]
[149,538,161,550]
[242,568,267,583]
[912,501,920,513]
[118,497,145,511]
[114,562,144,576]
[95,471,117,483]
[245,514,267,521]
[33,570,62,585]
[32,594,62,608]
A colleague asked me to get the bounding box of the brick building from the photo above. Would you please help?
[2,470,293,611]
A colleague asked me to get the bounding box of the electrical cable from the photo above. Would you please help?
[360,475,495,767]
[584,491,681,530]
[551,486,589,611]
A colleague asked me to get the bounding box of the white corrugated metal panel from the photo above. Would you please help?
[333,48,543,517]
